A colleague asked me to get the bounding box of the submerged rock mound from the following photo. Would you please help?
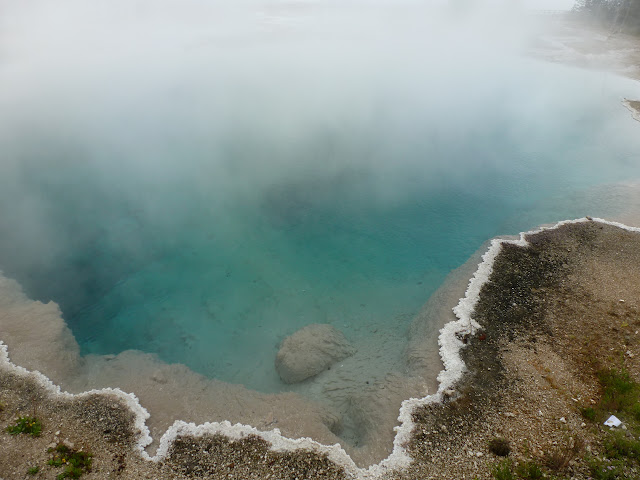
[275,324,355,384]
[623,99,640,122]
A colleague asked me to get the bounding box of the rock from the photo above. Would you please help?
[275,324,355,384]
[442,389,456,399]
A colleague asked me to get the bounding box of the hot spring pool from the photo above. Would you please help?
[1,1,640,465]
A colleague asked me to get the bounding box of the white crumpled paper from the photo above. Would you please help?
[604,415,622,427]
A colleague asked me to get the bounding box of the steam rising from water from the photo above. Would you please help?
[1,0,640,466]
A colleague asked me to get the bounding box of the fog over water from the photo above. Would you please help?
[1,0,640,465]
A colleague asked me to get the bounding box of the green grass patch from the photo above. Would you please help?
[515,460,544,479]
[5,416,42,437]
[587,455,627,480]
[492,459,515,480]
[598,369,638,412]
[604,431,640,460]
[581,406,597,421]
[47,444,92,479]
[581,368,640,427]
[27,466,40,475]
[580,368,640,478]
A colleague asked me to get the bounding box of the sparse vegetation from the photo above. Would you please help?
[598,368,638,412]
[543,437,584,473]
[581,406,597,421]
[581,368,640,428]
[47,444,92,479]
[544,448,572,472]
[492,459,515,480]
[587,455,627,480]
[489,457,563,479]
[578,367,640,479]
[515,461,544,480]
[5,416,42,437]
[604,431,640,460]
[27,466,40,475]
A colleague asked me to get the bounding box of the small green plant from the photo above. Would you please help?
[544,436,584,473]
[544,449,570,472]
[47,444,92,479]
[581,406,597,421]
[515,460,544,479]
[489,437,511,457]
[5,416,42,437]
[598,368,638,412]
[492,459,515,480]
[604,431,640,460]
[27,466,40,475]
[587,455,626,480]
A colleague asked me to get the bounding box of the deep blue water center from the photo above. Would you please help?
[1,57,640,394]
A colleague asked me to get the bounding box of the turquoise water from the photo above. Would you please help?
[1,56,640,396]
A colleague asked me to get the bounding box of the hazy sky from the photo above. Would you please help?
[438,0,576,10]
[523,0,576,9]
